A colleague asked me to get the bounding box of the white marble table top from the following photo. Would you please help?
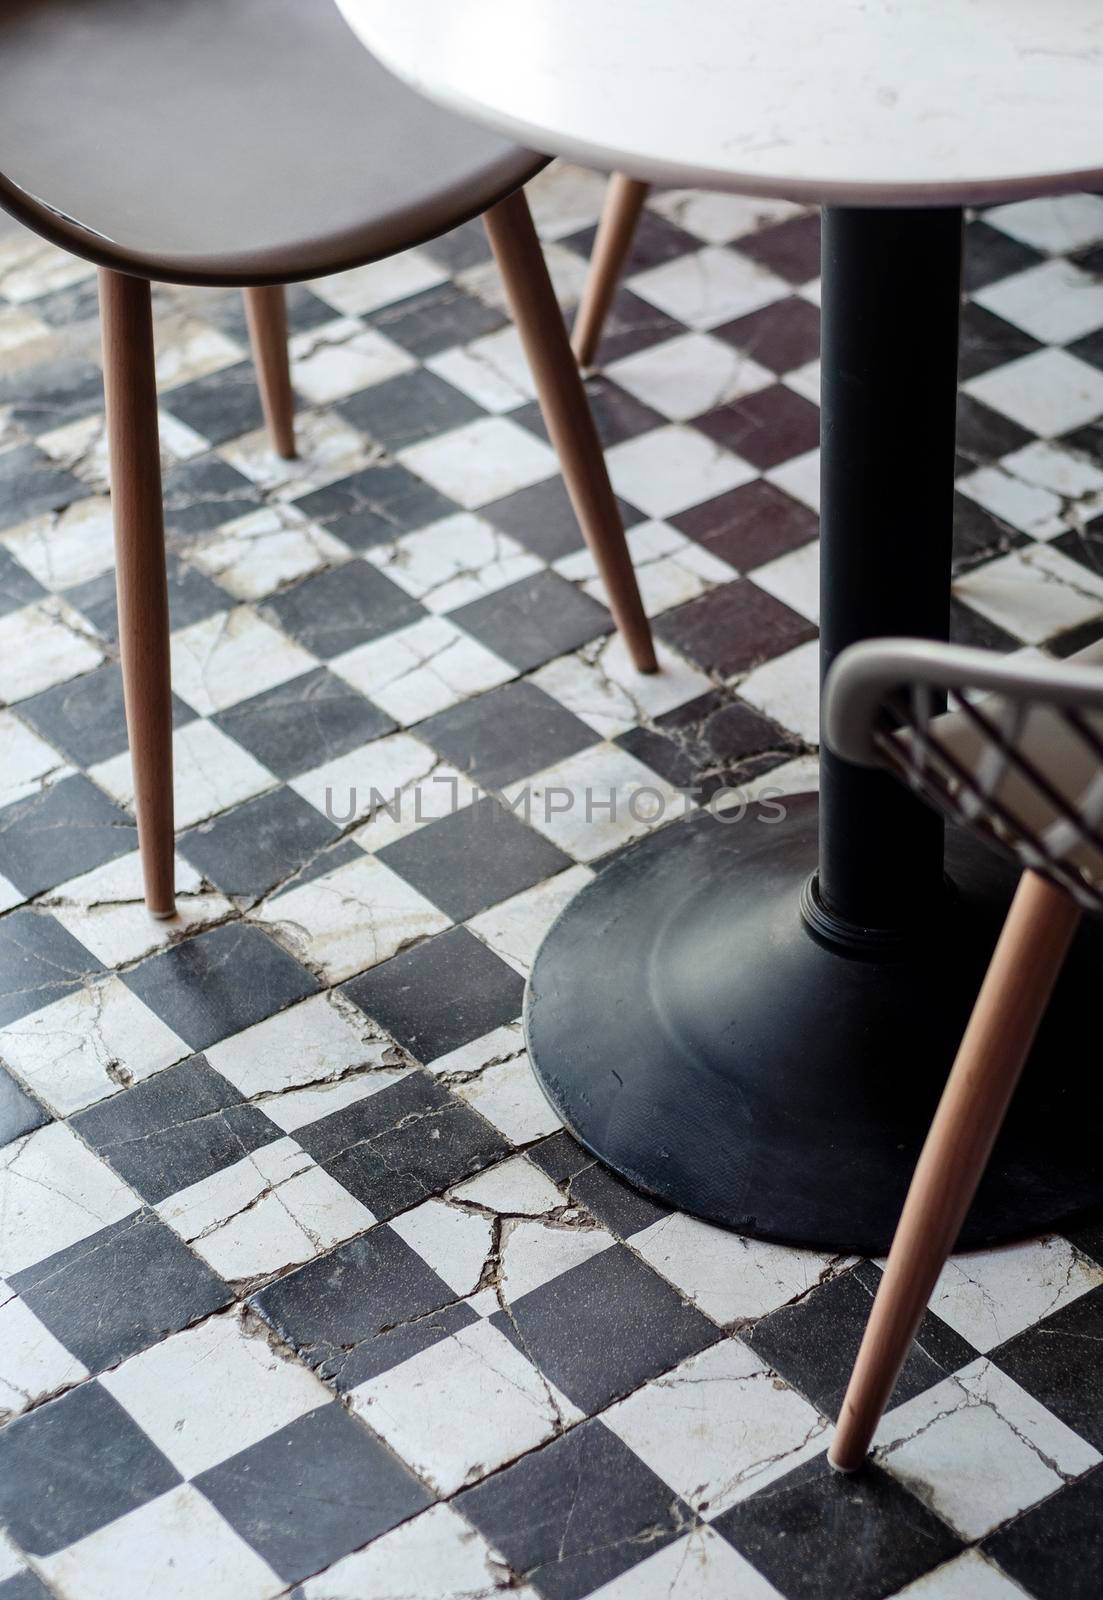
[337,0,1103,206]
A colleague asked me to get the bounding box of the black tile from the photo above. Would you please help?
[672,479,818,571]
[737,213,821,285]
[367,281,507,360]
[991,1283,1103,1450]
[20,661,194,768]
[0,1570,55,1600]
[0,1065,50,1144]
[1053,518,1103,584]
[66,552,233,641]
[657,580,816,678]
[0,1380,181,1557]
[949,595,1022,652]
[0,444,82,528]
[122,921,319,1053]
[1065,1214,1103,1267]
[483,475,643,563]
[419,679,598,789]
[180,786,340,898]
[251,1225,478,1390]
[161,455,262,539]
[952,492,1027,575]
[339,367,483,452]
[263,559,424,659]
[1061,416,1103,472]
[0,774,136,898]
[160,361,264,445]
[958,302,1043,382]
[566,208,701,277]
[963,218,1045,294]
[452,569,611,672]
[493,1242,718,1413]
[526,1130,595,1187]
[212,665,395,780]
[294,1068,509,1221]
[421,217,494,274]
[73,1055,283,1205]
[197,1406,431,1584]
[0,546,46,618]
[559,1156,671,1237]
[956,391,1034,470]
[0,909,103,1028]
[0,356,104,433]
[619,690,800,800]
[343,925,524,1061]
[1047,614,1103,658]
[27,277,103,329]
[511,374,664,450]
[203,283,334,343]
[694,384,820,470]
[715,296,821,375]
[292,463,458,552]
[378,796,571,922]
[714,1455,962,1600]
[983,1465,1103,1600]
[1066,324,1103,374]
[744,1260,977,1420]
[457,1417,692,1600]
[570,287,684,365]
[10,1209,231,1371]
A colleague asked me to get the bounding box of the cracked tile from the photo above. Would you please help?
[186,503,349,601]
[925,1236,1103,1351]
[0,597,105,703]
[299,1501,521,1600]
[47,849,234,968]
[0,1120,136,1277]
[332,612,515,725]
[0,1290,89,1422]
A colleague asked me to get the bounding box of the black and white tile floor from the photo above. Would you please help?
[1,167,1102,1600]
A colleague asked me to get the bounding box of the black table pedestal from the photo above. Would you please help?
[523,206,1103,1255]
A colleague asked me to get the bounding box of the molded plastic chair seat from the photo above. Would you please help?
[0,0,544,285]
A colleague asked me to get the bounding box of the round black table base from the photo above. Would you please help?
[524,795,1103,1256]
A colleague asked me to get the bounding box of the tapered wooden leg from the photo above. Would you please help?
[829,869,1081,1472]
[243,285,295,459]
[98,270,175,918]
[483,189,657,674]
[572,174,649,369]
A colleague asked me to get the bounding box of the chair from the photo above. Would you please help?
[0,0,657,920]
[822,634,1103,1472]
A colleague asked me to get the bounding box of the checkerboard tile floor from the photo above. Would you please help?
[1,170,1103,1600]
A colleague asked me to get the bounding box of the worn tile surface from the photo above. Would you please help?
[1,177,1102,1598]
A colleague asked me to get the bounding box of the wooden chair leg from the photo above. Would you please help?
[572,174,649,369]
[482,188,657,674]
[98,269,175,918]
[243,285,295,459]
[829,869,1081,1472]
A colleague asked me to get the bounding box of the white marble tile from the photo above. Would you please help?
[712,756,820,815]
[876,1357,1100,1539]
[747,540,820,623]
[350,1319,580,1495]
[40,1484,283,1600]
[0,710,70,806]
[605,1338,828,1519]
[504,743,687,862]
[608,333,772,422]
[606,425,755,518]
[0,305,50,355]
[1001,439,1103,499]
[953,542,1103,644]
[453,1154,565,1217]
[257,1066,413,1136]
[630,1211,848,1324]
[0,1291,89,1420]
[461,238,589,315]
[956,464,1066,540]
[525,162,609,238]
[353,762,478,853]
[499,1215,615,1304]
[629,246,789,331]
[985,193,1103,254]
[427,325,536,412]
[91,717,274,829]
[311,250,448,316]
[399,416,557,510]
[889,1549,1034,1600]
[100,1311,328,1476]
[48,850,233,968]
[531,633,712,740]
[766,446,820,512]
[0,975,189,1116]
[454,1052,563,1144]
[220,409,378,500]
[36,414,111,492]
[467,862,594,976]
[366,510,541,612]
[924,1235,1103,1351]
[157,1138,374,1282]
[0,598,104,702]
[154,320,242,391]
[974,258,1103,345]
[288,730,441,823]
[300,1502,521,1600]
[0,876,24,914]
[783,358,821,403]
[187,504,349,600]
[737,638,820,742]
[205,991,402,1099]
[3,497,115,590]
[331,614,514,724]
[0,1122,136,1277]
[587,1524,784,1600]
[558,520,737,617]
[964,348,1103,436]
[255,852,449,982]
[648,190,804,246]
[388,1197,494,1298]
[289,317,415,404]
[169,606,316,715]
[0,235,95,303]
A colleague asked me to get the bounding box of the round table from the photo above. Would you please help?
[338,0,1103,1254]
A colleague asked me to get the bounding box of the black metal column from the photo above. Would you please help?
[817,206,963,933]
